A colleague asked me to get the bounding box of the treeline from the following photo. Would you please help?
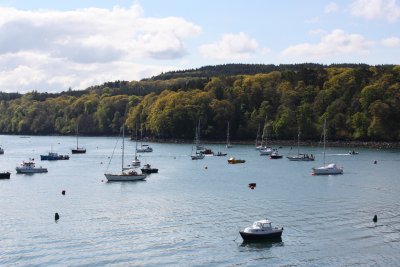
[0,64,399,141]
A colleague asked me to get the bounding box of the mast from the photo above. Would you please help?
[323,119,326,165]
[255,124,260,147]
[76,124,79,149]
[135,124,138,159]
[297,127,300,155]
[226,121,230,146]
[122,125,125,172]
[261,114,268,148]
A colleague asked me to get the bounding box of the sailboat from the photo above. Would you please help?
[71,124,86,154]
[312,119,343,175]
[136,124,153,153]
[259,115,272,155]
[287,128,315,161]
[226,121,232,148]
[191,120,205,160]
[132,125,141,167]
[105,125,146,182]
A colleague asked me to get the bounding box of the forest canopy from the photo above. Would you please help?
[0,63,399,141]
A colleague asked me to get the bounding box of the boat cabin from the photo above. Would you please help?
[253,220,272,230]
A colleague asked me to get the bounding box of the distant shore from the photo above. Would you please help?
[143,138,400,149]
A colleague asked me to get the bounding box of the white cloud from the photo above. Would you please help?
[0,5,202,92]
[350,0,400,22]
[199,32,262,61]
[381,36,400,47]
[282,29,374,59]
[325,2,339,13]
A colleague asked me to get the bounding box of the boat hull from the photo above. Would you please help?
[312,165,343,175]
[0,172,10,179]
[239,230,283,241]
[72,148,86,154]
[41,155,69,160]
[105,173,146,182]
[141,168,158,174]
[16,168,48,174]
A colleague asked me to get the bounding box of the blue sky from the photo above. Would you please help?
[0,0,399,92]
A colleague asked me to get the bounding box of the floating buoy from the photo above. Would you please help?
[61,190,65,195]
[55,212,60,221]
[374,160,377,164]
[373,215,377,223]
[205,166,208,169]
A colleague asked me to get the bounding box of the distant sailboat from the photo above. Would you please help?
[132,124,141,167]
[259,115,272,155]
[105,125,146,182]
[191,120,205,160]
[71,124,86,154]
[136,123,153,153]
[226,121,232,148]
[312,119,343,175]
[287,128,315,161]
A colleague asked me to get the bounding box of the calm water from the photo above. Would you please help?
[0,135,399,266]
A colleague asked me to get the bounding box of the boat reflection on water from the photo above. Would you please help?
[240,237,284,249]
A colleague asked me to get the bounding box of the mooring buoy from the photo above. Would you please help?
[373,215,377,223]
[55,212,60,221]
[61,190,65,195]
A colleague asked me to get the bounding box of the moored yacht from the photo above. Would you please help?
[239,219,283,241]
[312,163,343,175]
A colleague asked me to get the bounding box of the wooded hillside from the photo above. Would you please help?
[0,64,399,141]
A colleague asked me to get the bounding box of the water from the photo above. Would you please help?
[0,135,399,266]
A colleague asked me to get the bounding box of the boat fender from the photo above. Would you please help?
[61,190,66,195]
[373,215,377,223]
[55,212,60,221]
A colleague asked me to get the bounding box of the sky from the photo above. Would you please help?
[0,0,399,93]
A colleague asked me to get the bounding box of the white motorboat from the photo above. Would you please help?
[16,160,48,174]
[312,119,343,175]
[191,151,205,160]
[259,147,272,155]
[239,219,283,241]
[105,125,146,182]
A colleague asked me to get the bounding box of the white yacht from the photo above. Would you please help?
[312,119,343,175]
[105,125,146,182]
[16,160,48,174]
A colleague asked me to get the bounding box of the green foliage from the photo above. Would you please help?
[0,64,399,141]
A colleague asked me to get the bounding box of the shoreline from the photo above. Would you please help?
[143,138,400,149]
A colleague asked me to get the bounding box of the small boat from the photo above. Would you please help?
[132,125,141,167]
[202,148,214,155]
[287,153,315,161]
[191,151,205,160]
[136,124,153,153]
[40,152,69,160]
[349,150,359,155]
[260,147,272,156]
[287,128,315,161]
[72,124,86,154]
[0,172,10,179]
[228,157,245,164]
[0,146,4,154]
[312,119,343,175]
[141,164,158,174]
[269,150,283,159]
[137,144,153,153]
[239,219,283,241]
[104,125,146,182]
[214,151,227,156]
[16,160,48,174]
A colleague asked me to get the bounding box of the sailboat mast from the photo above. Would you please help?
[226,121,230,145]
[76,124,79,149]
[122,125,125,172]
[135,124,138,158]
[255,124,260,147]
[297,128,300,155]
[323,119,326,165]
